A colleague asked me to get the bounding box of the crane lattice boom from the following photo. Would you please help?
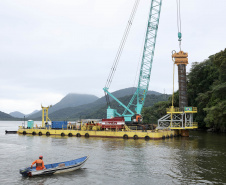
[104,0,162,122]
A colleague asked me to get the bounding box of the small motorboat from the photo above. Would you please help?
[20,156,89,177]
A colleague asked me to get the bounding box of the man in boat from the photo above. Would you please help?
[31,155,46,170]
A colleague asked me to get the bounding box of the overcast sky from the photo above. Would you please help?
[0,0,225,114]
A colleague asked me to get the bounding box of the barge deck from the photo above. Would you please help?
[18,127,181,140]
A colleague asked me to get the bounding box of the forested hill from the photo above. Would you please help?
[187,48,226,131]
[28,93,99,119]
[142,48,226,132]
[33,93,169,121]
[0,88,163,120]
[29,87,162,120]
[81,93,169,120]
[10,111,25,118]
[0,111,16,120]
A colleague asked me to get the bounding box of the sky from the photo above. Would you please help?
[0,0,225,114]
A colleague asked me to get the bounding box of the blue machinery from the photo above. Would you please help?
[103,0,162,122]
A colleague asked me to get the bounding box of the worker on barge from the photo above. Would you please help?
[31,155,46,170]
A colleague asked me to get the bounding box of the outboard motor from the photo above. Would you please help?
[20,167,31,177]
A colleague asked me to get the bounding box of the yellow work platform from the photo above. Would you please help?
[18,127,179,140]
[159,107,198,130]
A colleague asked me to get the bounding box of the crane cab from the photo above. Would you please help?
[131,114,142,124]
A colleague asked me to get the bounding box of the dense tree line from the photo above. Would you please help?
[142,92,179,124]
[142,49,226,132]
[188,48,226,131]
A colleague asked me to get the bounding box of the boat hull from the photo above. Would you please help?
[20,156,88,177]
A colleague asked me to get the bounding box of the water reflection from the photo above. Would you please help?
[1,122,226,184]
[161,132,226,184]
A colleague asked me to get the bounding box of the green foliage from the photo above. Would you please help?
[142,48,226,132]
[142,91,179,124]
[142,101,169,124]
[204,100,226,130]
[187,49,226,131]
[202,49,226,131]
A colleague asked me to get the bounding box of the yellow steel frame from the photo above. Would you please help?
[169,122,198,129]
[167,107,197,114]
[41,105,52,127]
[158,107,198,130]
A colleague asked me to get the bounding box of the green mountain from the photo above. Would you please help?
[108,87,161,98]
[81,93,169,120]
[28,93,99,119]
[29,87,163,120]
[10,111,25,118]
[0,111,17,120]
[35,93,168,121]
[9,110,41,118]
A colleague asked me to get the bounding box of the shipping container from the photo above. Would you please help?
[51,121,68,129]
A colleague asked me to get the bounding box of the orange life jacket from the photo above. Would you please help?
[32,159,45,170]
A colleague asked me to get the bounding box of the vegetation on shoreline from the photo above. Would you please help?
[142,49,226,132]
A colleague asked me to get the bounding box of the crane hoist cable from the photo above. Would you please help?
[171,0,182,106]
[176,0,182,50]
[171,0,185,110]
[104,0,140,106]
[105,0,140,89]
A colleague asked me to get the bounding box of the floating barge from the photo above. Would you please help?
[18,127,180,140]
[18,111,184,140]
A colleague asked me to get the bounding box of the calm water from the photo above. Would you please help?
[1,121,226,185]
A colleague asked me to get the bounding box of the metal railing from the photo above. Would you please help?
[166,107,197,113]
